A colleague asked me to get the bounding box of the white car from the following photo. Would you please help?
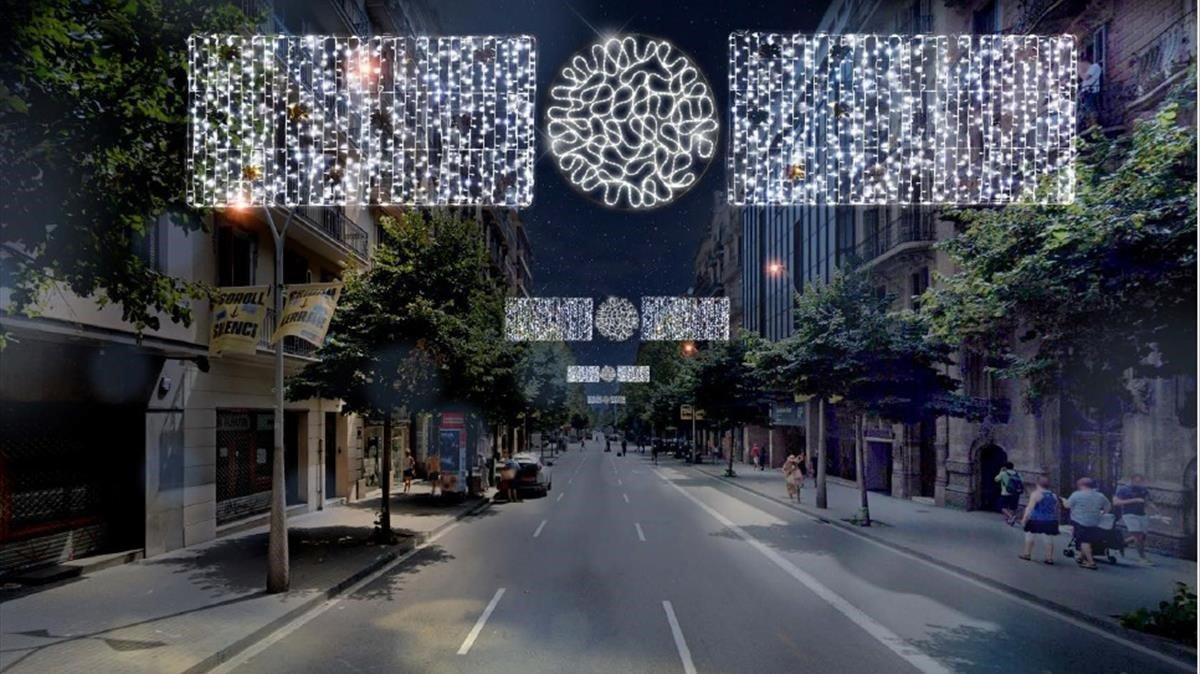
[511,453,552,496]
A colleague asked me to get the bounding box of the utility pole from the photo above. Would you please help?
[264,206,294,594]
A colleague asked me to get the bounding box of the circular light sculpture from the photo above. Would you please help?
[547,35,718,210]
[599,366,617,382]
[594,296,640,341]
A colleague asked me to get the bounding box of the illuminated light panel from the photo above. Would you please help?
[728,33,1077,205]
[505,297,593,341]
[567,365,650,383]
[588,395,627,405]
[641,297,730,341]
[187,34,536,207]
[547,35,718,209]
[593,296,639,341]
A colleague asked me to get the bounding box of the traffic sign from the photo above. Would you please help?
[680,404,693,420]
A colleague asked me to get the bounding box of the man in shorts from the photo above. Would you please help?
[994,462,1022,526]
[1062,477,1111,570]
[1114,474,1154,565]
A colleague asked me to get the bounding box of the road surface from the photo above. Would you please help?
[218,439,1189,673]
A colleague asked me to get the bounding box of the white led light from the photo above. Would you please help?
[728,33,1077,205]
[567,365,650,383]
[505,297,593,341]
[588,395,627,405]
[594,296,640,341]
[547,35,718,209]
[187,34,537,207]
[641,297,730,341]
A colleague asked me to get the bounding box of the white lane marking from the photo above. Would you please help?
[457,588,506,655]
[635,522,646,542]
[689,469,1194,673]
[617,478,623,486]
[210,522,463,673]
[533,519,547,538]
[660,472,949,674]
[556,492,564,502]
[623,493,630,504]
[568,478,573,485]
[662,601,697,674]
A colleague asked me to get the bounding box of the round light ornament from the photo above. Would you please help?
[599,366,617,382]
[546,35,718,210]
[594,296,640,341]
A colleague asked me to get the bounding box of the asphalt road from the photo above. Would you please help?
[220,439,1190,674]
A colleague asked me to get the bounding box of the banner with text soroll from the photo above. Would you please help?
[209,285,270,356]
[273,282,343,346]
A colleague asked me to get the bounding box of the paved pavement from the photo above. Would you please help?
[0,490,486,674]
[692,459,1198,630]
[201,440,1193,674]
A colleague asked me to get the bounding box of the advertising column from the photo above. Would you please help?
[438,412,467,497]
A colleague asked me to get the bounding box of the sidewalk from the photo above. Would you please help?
[0,489,491,674]
[692,461,1197,653]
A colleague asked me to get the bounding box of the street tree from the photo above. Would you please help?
[288,210,499,543]
[628,341,697,441]
[692,330,767,476]
[752,270,957,524]
[0,0,253,337]
[923,77,1196,413]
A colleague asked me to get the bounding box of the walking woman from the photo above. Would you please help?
[1019,476,1061,564]
[782,453,802,502]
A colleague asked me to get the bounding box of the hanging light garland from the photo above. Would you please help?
[588,395,627,405]
[187,34,537,207]
[641,296,730,341]
[567,365,650,383]
[728,32,1077,205]
[504,297,593,341]
[594,296,640,341]
[546,35,718,209]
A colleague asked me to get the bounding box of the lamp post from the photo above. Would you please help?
[260,204,294,593]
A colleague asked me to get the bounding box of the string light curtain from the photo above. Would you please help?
[187,34,537,207]
[728,33,1077,206]
[567,366,650,383]
[504,297,593,341]
[588,395,627,405]
[641,297,730,341]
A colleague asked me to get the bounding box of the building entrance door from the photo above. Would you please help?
[325,412,338,498]
[978,444,1007,511]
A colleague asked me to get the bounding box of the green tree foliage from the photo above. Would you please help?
[515,341,582,434]
[287,210,516,535]
[627,341,697,435]
[0,0,253,331]
[1120,582,1197,646]
[923,77,1197,408]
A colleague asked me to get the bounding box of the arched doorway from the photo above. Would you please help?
[978,444,1007,511]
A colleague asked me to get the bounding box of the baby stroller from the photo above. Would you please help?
[1063,513,1126,565]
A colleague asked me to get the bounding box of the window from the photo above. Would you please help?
[972,0,1000,34]
[1081,25,1107,94]
[135,217,167,273]
[284,249,310,284]
[216,220,256,287]
[835,207,856,267]
[910,266,929,309]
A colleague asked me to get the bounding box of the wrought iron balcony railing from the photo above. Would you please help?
[294,207,370,260]
[855,210,935,263]
[259,308,320,358]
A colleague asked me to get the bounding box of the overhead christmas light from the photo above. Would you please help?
[547,35,718,209]
[588,395,627,405]
[567,365,650,383]
[187,34,537,207]
[505,297,593,341]
[594,296,640,341]
[641,296,730,341]
[728,33,1077,205]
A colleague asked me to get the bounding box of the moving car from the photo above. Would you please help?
[511,453,552,496]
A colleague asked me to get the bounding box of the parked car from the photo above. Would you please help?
[511,453,552,496]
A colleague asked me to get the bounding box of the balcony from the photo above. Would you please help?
[259,309,320,359]
[293,207,370,261]
[1126,15,1195,108]
[855,210,935,265]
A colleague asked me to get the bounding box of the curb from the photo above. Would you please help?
[690,465,1198,667]
[185,494,493,674]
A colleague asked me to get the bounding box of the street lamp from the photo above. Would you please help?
[767,260,785,276]
[681,341,697,357]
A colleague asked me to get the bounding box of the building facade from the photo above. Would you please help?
[731,0,1197,555]
[0,0,539,574]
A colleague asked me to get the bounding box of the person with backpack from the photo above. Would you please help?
[1019,476,1060,564]
[995,462,1024,526]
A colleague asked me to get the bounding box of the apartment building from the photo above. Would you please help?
[0,0,527,574]
[733,0,1196,555]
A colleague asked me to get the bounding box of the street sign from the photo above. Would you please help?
[680,404,694,420]
[693,409,706,420]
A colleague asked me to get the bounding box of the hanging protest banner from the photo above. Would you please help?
[210,286,270,356]
[273,282,343,346]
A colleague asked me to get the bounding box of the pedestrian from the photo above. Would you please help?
[499,458,521,503]
[782,453,802,502]
[1062,477,1111,570]
[751,444,761,470]
[652,442,659,465]
[606,437,611,453]
[994,462,1024,526]
[796,450,808,487]
[427,453,441,497]
[1019,476,1060,564]
[621,438,627,456]
[402,451,415,494]
[1114,474,1155,565]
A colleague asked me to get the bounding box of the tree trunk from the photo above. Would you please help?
[855,412,871,526]
[816,398,828,509]
[380,409,393,538]
[725,423,736,477]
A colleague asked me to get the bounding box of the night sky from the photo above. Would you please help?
[436,0,826,392]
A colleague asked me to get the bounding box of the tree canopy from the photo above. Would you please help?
[0,0,253,332]
[923,77,1197,408]
[692,330,767,428]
